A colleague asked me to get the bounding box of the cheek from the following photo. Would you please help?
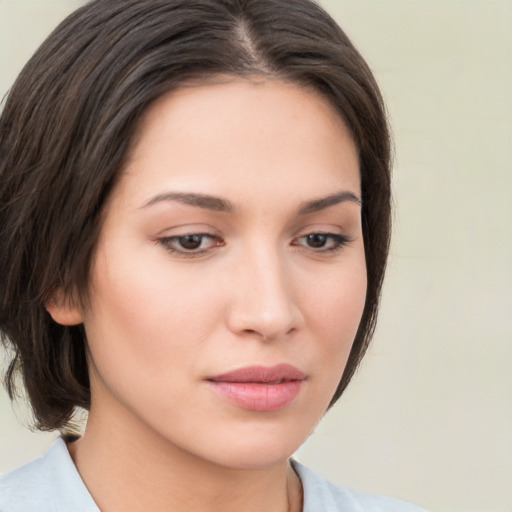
[299,255,367,377]
[305,258,367,337]
[83,249,223,389]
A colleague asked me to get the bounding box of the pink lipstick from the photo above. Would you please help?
[206,364,306,412]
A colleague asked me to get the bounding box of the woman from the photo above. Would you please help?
[0,1,425,510]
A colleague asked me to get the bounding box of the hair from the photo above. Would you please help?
[0,0,391,431]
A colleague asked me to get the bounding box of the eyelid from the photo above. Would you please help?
[156,233,224,258]
[153,224,354,258]
[291,230,354,253]
[153,223,220,237]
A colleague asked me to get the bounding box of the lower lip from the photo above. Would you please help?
[206,380,303,411]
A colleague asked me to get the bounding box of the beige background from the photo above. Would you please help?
[1,1,511,511]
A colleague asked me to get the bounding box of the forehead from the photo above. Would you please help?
[115,78,360,209]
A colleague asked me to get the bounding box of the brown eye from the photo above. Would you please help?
[293,232,351,253]
[305,233,328,248]
[158,233,223,255]
[178,234,204,250]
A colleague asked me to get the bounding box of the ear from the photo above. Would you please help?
[45,289,84,326]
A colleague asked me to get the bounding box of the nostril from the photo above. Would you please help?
[242,329,271,342]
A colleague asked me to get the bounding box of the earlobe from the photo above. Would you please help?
[45,290,84,326]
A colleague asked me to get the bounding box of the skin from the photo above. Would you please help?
[47,78,366,512]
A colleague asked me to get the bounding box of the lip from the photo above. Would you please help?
[205,364,306,412]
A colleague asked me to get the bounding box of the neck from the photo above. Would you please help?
[68,404,303,512]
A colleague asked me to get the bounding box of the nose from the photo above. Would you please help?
[225,245,304,342]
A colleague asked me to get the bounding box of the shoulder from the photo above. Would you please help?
[0,446,54,510]
[292,460,427,512]
[0,437,98,512]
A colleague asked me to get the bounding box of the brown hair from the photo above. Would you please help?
[0,0,391,431]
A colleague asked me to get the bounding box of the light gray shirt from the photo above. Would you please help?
[0,438,426,511]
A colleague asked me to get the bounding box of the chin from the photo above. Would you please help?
[210,446,296,471]
[190,424,310,470]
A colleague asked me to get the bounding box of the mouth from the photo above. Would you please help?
[205,364,306,412]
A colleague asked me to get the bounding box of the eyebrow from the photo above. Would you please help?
[298,191,362,214]
[140,190,361,214]
[141,192,234,212]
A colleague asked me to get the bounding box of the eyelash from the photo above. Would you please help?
[157,231,352,257]
[158,233,223,255]
[292,232,352,253]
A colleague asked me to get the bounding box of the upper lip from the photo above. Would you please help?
[206,364,306,384]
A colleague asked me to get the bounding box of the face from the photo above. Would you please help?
[63,79,366,469]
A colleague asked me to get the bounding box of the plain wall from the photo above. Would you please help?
[1,1,511,511]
